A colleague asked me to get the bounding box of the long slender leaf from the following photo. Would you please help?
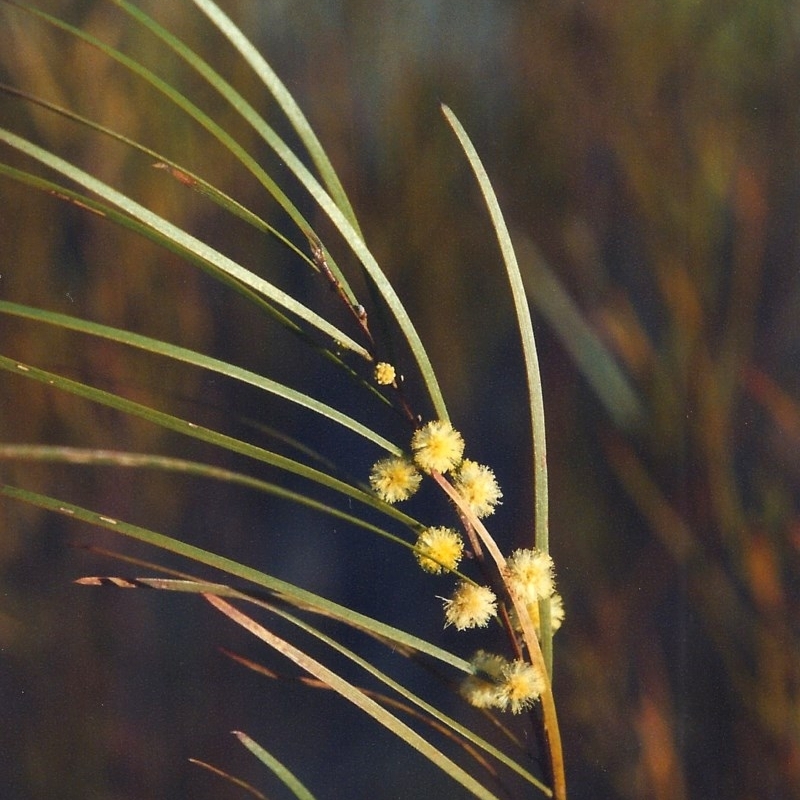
[233,732,316,800]
[3,444,478,583]
[0,482,471,672]
[239,588,551,795]
[0,355,414,526]
[441,106,565,800]
[0,445,421,552]
[223,649,510,787]
[77,574,548,793]
[0,300,397,454]
[4,0,357,334]
[440,105,552,650]
[0,126,369,359]
[186,0,362,237]
[1,1,325,257]
[0,160,305,325]
[177,0,451,420]
[3,0,448,418]
[99,0,358,303]
[0,81,310,264]
[185,3,449,419]
[0,161,393,406]
[206,595,501,800]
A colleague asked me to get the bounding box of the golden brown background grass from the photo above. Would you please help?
[2,1,799,797]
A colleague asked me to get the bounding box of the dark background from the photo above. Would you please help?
[2,1,800,798]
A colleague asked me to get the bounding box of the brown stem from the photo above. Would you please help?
[308,235,423,426]
[431,470,567,800]
[308,234,376,349]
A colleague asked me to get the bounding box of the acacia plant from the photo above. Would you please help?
[0,1,566,797]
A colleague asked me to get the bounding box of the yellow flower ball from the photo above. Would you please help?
[505,548,555,604]
[411,420,465,474]
[460,651,545,713]
[369,456,421,503]
[454,459,503,517]
[442,581,497,630]
[414,526,464,574]
[497,659,546,714]
[374,361,396,386]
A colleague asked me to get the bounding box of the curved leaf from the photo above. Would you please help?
[233,732,316,800]
[207,595,501,800]
[186,0,362,237]
[0,126,369,359]
[0,301,398,454]
[3,0,448,418]
[440,107,565,799]
[0,482,470,672]
[0,81,310,265]
[0,444,420,551]
[0,355,413,526]
[0,161,392,407]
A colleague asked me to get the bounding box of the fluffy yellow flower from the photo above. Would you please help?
[460,651,505,709]
[509,592,566,635]
[414,526,464,574]
[410,420,465,474]
[550,592,565,632]
[460,675,504,709]
[374,361,396,386]
[471,649,507,680]
[460,651,545,713]
[496,659,546,714]
[442,581,497,630]
[505,548,555,604]
[369,456,421,503]
[454,459,503,517]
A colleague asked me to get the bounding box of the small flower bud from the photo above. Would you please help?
[374,361,396,386]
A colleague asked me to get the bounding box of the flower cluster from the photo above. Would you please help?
[368,419,466,505]
[367,420,564,668]
[460,650,546,714]
[369,420,501,519]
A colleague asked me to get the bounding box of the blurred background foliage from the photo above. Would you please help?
[1,0,800,798]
